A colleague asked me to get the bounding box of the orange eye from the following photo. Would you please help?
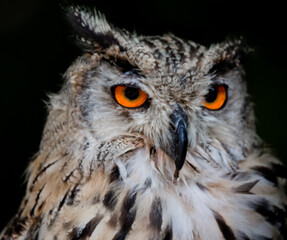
[203,85,228,110]
[113,85,148,108]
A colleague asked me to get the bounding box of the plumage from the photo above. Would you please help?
[1,5,286,240]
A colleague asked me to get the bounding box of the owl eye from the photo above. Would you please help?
[203,84,228,110]
[112,85,148,108]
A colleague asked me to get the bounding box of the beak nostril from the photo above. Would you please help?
[169,123,176,132]
[150,146,156,157]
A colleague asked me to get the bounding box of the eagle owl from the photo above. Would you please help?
[1,5,286,240]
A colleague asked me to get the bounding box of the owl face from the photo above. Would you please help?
[57,6,257,178]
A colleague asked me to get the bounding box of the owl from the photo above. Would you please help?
[1,5,286,240]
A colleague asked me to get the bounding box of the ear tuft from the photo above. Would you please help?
[64,5,126,53]
[203,38,253,74]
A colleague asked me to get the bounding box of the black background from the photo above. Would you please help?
[0,0,286,230]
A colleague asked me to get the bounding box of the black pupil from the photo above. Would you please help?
[205,87,218,103]
[125,87,139,100]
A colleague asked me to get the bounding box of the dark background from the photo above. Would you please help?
[0,0,286,230]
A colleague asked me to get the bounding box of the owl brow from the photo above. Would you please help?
[208,60,239,75]
[104,57,144,77]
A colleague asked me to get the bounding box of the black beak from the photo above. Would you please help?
[163,105,188,178]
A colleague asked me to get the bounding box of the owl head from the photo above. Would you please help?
[42,6,257,181]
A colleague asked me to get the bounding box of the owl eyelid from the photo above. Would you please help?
[114,83,140,89]
[112,75,141,88]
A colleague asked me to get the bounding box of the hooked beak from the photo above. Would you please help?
[162,105,188,178]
